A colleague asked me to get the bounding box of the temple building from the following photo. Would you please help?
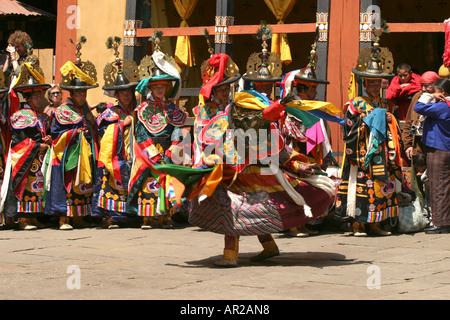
[2,0,447,159]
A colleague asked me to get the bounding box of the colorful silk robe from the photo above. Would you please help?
[0,106,49,219]
[45,102,96,217]
[127,98,188,217]
[335,96,403,224]
[280,95,341,168]
[92,105,134,222]
[193,98,228,166]
[190,100,336,237]
[189,154,335,237]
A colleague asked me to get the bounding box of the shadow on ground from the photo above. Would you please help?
[168,251,372,269]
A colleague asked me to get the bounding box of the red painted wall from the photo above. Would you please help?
[326,0,361,161]
[55,0,78,86]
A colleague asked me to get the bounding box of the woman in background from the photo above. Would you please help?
[44,84,63,117]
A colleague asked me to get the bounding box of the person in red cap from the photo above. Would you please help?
[386,63,421,121]
[401,71,441,212]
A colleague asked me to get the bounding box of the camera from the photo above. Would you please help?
[410,124,423,137]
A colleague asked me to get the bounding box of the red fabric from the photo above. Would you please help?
[200,53,229,100]
[386,73,421,120]
[395,100,411,120]
[9,89,20,117]
[421,71,441,84]
[386,73,421,100]
[443,20,450,67]
[262,100,286,121]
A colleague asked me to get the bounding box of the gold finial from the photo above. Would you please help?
[106,36,123,71]
[70,36,87,66]
[149,30,163,52]
[204,28,215,57]
[256,21,271,55]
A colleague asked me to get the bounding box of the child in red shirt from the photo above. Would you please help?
[386,63,422,120]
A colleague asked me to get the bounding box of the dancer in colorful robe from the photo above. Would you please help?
[92,38,140,229]
[45,56,99,230]
[278,37,343,237]
[193,52,240,167]
[0,64,51,230]
[189,90,337,267]
[335,35,403,236]
[127,42,189,229]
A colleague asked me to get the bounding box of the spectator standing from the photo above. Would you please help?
[2,30,39,88]
[401,71,440,208]
[414,78,450,234]
[386,63,421,121]
[44,84,63,117]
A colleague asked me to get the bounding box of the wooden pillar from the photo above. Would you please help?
[326,0,361,162]
[316,0,330,101]
[54,0,78,85]
[359,0,380,50]
[124,0,144,62]
[215,0,234,56]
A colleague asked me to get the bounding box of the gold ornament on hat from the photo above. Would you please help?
[245,22,282,81]
[201,57,239,85]
[295,27,329,85]
[138,55,156,79]
[138,31,180,79]
[61,36,98,86]
[103,36,139,88]
[138,54,180,79]
[14,63,45,87]
[200,28,239,86]
[354,22,394,77]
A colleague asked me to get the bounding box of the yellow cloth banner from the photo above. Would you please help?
[271,23,292,65]
[173,0,198,67]
[285,100,342,116]
[234,91,269,110]
[264,0,297,65]
[60,61,97,86]
[234,92,341,115]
